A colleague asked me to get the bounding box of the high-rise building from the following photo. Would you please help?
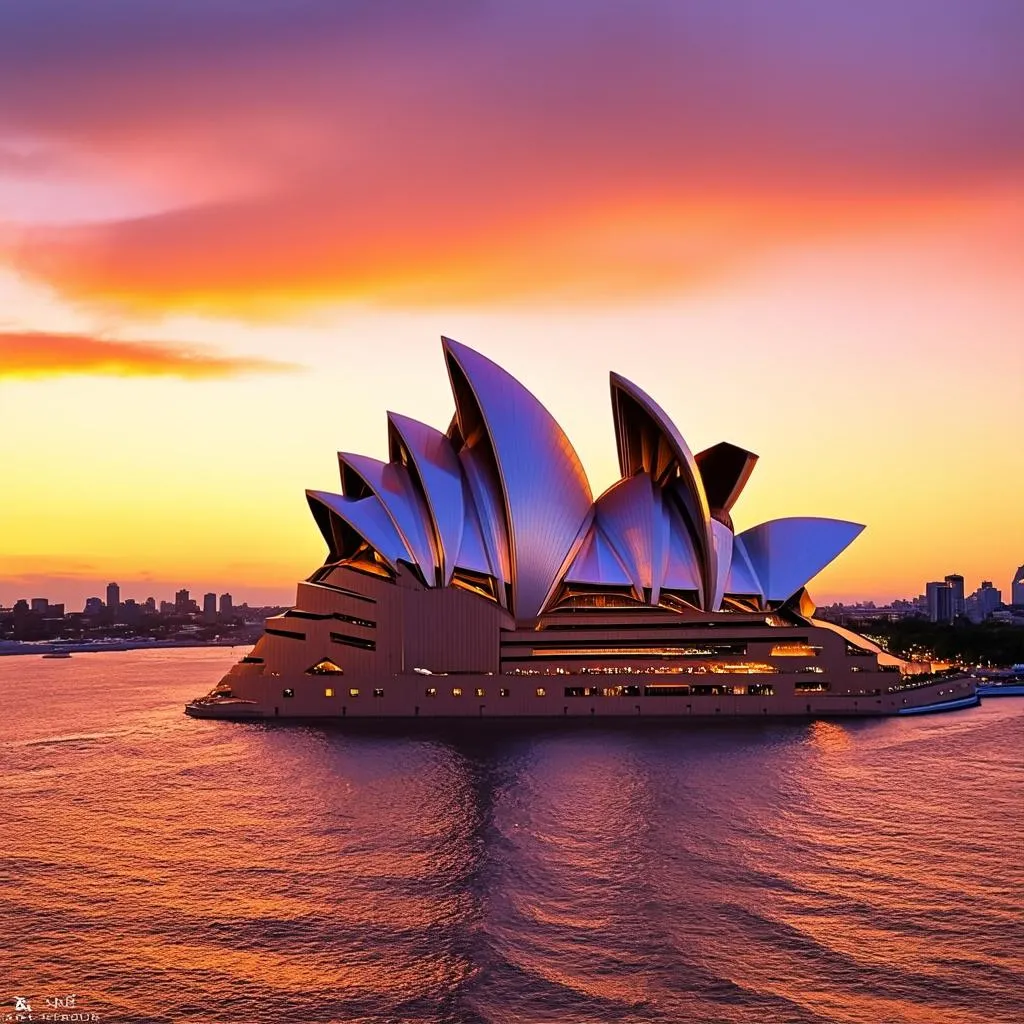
[175,588,190,614]
[159,600,175,616]
[1013,565,1024,608]
[203,592,217,623]
[967,581,1002,623]
[143,597,157,614]
[106,582,121,620]
[84,596,104,616]
[926,581,954,624]
[30,597,49,614]
[219,593,233,618]
[944,574,965,618]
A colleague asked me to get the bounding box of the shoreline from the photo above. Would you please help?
[0,639,254,657]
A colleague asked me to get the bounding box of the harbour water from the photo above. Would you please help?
[2,648,1022,1024]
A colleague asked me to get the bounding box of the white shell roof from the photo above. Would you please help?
[662,504,703,597]
[709,518,734,612]
[459,446,512,585]
[302,339,867,616]
[609,372,716,607]
[737,517,864,603]
[338,452,438,582]
[305,489,414,571]
[387,413,465,585]
[454,479,494,576]
[444,338,593,619]
[593,474,662,599]
[564,522,635,587]
[726,536,764,599]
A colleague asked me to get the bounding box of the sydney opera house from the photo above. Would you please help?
[188,338,976,721]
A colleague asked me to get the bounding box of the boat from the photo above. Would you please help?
[973,665,1024,697]
[187,338,978,723]
[41,651,73,659]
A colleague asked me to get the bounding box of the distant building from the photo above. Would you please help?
[944,574,965,618]
[106,582,121,620]
[219,593,233,618]
[46,604,64,618]
[203,592,217,623]
[1013,565,1024,608]
[143,597,157,614]
[159,600,175,616]
[30,597,49,614]
[84,596,104,616]
[121,599,142,625]
[966,581,1002,623]
[175,588,191,614]
[926,581,954,624]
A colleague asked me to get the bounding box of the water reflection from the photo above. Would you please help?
[1,651,1021,1024]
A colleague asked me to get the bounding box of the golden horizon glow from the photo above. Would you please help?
[1,3,1022,609]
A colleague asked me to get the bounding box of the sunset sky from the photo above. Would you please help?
[1,1,1022,609]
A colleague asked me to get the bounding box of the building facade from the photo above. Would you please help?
[189,339,975,721]
[1013,565,1024,608]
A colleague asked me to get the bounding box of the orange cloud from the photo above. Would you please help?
[0,331,298,379]
[1,3,1021,314]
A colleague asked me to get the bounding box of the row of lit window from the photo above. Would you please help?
[282,683,787,700]
[283,686,565,699]
[503,662,781,676]
[283,687,384,698]
[563,684,777,697]
[426,687,516,698]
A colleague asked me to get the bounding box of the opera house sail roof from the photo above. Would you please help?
[306,337,864,621]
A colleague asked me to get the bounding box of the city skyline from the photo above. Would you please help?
[4,558,1022,620]
[1,2,1022,604]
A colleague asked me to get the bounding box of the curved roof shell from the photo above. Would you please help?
[301,338,866,617]
[609,372,716,607]
[386,413,465,584]
[444,338,593,619]
[337,452,438,581]
[564,521,635,587]
[696,442,759,525]
[737,517,864,603]
[306,489,414,572]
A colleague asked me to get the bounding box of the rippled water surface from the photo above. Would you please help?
[2,648,1022,1024]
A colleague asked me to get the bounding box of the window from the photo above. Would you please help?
[794,681,830,693]
[373,688,384,697]
[266,627,305,641]
[452,687,463,697]
[348,687,360,697]
[644,685,692,697]
[770,643,819,657]
[284,610,376,629]
[306,658,344,675]
[330,631,376,651]
[426,687,437,697]
[748,684,775,696]
[324,687,334,698]
[282,688,295,698]
[450,568,499,601]
[474,688,485,698]
[535,687,547,697]
[499,688,511,697]
[240,655,263,664]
